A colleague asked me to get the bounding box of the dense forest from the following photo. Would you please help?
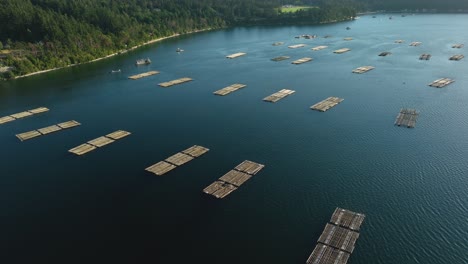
[1,0,467,79]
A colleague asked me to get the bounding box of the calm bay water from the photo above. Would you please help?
[1,14,467,264]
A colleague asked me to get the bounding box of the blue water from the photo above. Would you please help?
[0,14,467,264]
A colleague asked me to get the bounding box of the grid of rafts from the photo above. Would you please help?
[410,42,422,46]
[334,48,351,54]
[263,89,295,102]
[449,54,464,61]
[213,84,247,96]
[306,208,365,264]
[292,57,313,64]
[419,54,431,60]
[271,56,290,61]
[310,97,344,112]
[158,77,193,87]
[311,46,328,51]
[394,108,419,128]
[145,145,209,176]
[288,44,306,49]
[452,44,464,48]
[428,78,454,88]
[128,71,159,80]
[16,120,81,141]
[0,107,49,125]
[68,130,131,155]
[203,160,264,198]
[352,66,374,74]
[226,52,246,59]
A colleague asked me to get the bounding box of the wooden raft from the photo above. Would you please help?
[271,56,290,61]
[409,42,422,46]
[145,145,209,176]
[158,77,193,87]
[203,160,265,199]
[449,54,464,61]
[310,97,344,112]
[334,48,350,54]
[0,107,49,125]
[306,207,365,264]
[395,40,404,43]
[128,71,160,80]
[213,84,247,96]
[352,66,374,74]
[378,52,391,56]
[272,42,284,46]
[311,46,328,51]
[394,108,419,128]
[288,44,306,49]
[428,78,454,88]
[292,57,313,65]
[226,52,246,59]
[419,54,431,60]
[68,130,131,155]
[16,120,80,141]
[263,89,295,103]
[452,44,464,48]
[343,37,353,41]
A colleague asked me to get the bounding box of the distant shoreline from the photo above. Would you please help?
[14,28,212,80]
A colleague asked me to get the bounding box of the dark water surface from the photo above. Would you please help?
[1,14,467,264]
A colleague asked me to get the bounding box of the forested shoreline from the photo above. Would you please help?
[1,0,467,79]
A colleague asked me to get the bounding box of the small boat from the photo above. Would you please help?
[176,48,184,52]
[110,69,121,73]
[135,58,151,65]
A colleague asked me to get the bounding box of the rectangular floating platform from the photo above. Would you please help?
[68,130,131,155]
[306,244,350,264]
[203,160,265,199]
[288,44,306,49]
[16,120,81,142]
[428,78,454,88]
[394,108,419,128]
[343,37,353,41]
[306,208,365,264]
[452,44,464,48]
[145,145,209,176]
[213,83,247,96]
[334,48,351,54]
[378,52,392,56]
[395,40,404,43]
[292,57,313,64]
[352,66,374,74]
[263,89,295,103]
[419,54,431,60]
[128,71,160,80]
[409,42,422,46]
[1,106,50,125]
[158,77,193,87]
[226,52,246,59]
[449,54,464,61]
[272,42,284,46]
[310,97,344,112]
[311,46,328,51]
[271,56,290,61]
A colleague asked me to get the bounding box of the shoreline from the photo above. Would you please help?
[14,28,212,80]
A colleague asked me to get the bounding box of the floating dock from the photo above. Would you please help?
[311,46,328,51]
[158,77,193,87]
[271,56,290,61]
[394,108,419,128]
[272,42,284,46]
[213,84,247,96]
[68,130,131,155]
[334,48,351,54]
[352,66,374,74]
[306,208,365,264]
[128,71,160,80]
[311,97,344,112]
[449,54,464,61]
[378,52,391,56]
[288,44,306,49]
[343,37,353,41]
[452,44,464,48]
[428,78,454,88]
[419,54,431,60]
[409,42,422,46]
[263,89,295,103]
[203,160,265,199]
[292,57,313,64]
[0,107,49,125]
[226,52,246,59]
[16,120,80,141]
[145,145,209,176]
[395,40,404,43]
